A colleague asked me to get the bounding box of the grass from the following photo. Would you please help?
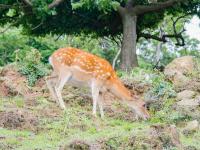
[0,62,196,150]
[0,93,199,150]
[0,67,199,149]
[0,96,150,150]
[0,128,33,149]
[180,130,200,148]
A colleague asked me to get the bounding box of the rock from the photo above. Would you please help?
[168,125,183,149]
[195,95,200,101]
[164,56,195,89]
[61,139,101,150]
[183,120,199,135]
[164,56,194,76]
[175,105,200,120]
[185,146,198,150]
[144,91,159,103]
[175,94,200,120]
[149,124,183,149]
[177,99,200,107]
[177,90,196,101]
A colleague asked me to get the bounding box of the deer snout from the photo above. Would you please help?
[142,111,150,120]
[134,105,150,120]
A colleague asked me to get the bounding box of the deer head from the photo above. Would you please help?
[126,97,150,120]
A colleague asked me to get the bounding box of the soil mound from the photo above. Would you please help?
[0,109,38,131]
[0,64,48,100]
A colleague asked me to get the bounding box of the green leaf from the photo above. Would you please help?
[6,9,16,17]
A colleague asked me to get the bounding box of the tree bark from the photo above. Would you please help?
[117,0,186,71]
[120,12,138,71]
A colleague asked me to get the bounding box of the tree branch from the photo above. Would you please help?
[172,13,190,25]
[55,33,64,41]
[112,48,121,69]
[31,20,44,30]
[133,0,187,15]
[0,20,19,34]
[139,33,167,42]
[126,0,135,8]
[21,0,64,9]
[48,0,65,9]
[139,32,185,46]
[139,12,190,46]
[0,4,13,8]
[170,16,187,46]
[21,0,33,6]
[117,5,126,17]
[110,35,122,69]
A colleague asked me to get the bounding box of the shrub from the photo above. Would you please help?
[16,49,50,86]
[0,29,28,66]
[0,27,119,67]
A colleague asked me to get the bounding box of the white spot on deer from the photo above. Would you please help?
[95,66,100,69]
[74,58,79,62]
[80,62,85,65]
[107,72,111,76]
[56,57,61,61]
[99,63,103,67]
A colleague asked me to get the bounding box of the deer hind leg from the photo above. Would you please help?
[91,81,101,117]
[98,92,105,118]
[46,72,58,103]
[55,72,72,109]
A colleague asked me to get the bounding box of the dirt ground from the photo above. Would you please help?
[0,64,200,150]
[0,109,38,131]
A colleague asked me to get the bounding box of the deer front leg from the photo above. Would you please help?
[55,72,72,109]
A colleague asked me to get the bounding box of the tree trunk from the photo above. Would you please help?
[120,13,138,71]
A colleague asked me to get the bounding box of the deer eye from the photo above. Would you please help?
[142,104,146,107]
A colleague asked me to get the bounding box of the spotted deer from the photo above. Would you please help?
[46,47,150,120]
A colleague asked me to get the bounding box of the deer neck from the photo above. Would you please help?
[107,78,132,101]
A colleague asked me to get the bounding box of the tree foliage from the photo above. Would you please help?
[0,0,200,71]
[0,0,199,38]
[0,27,119,67]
